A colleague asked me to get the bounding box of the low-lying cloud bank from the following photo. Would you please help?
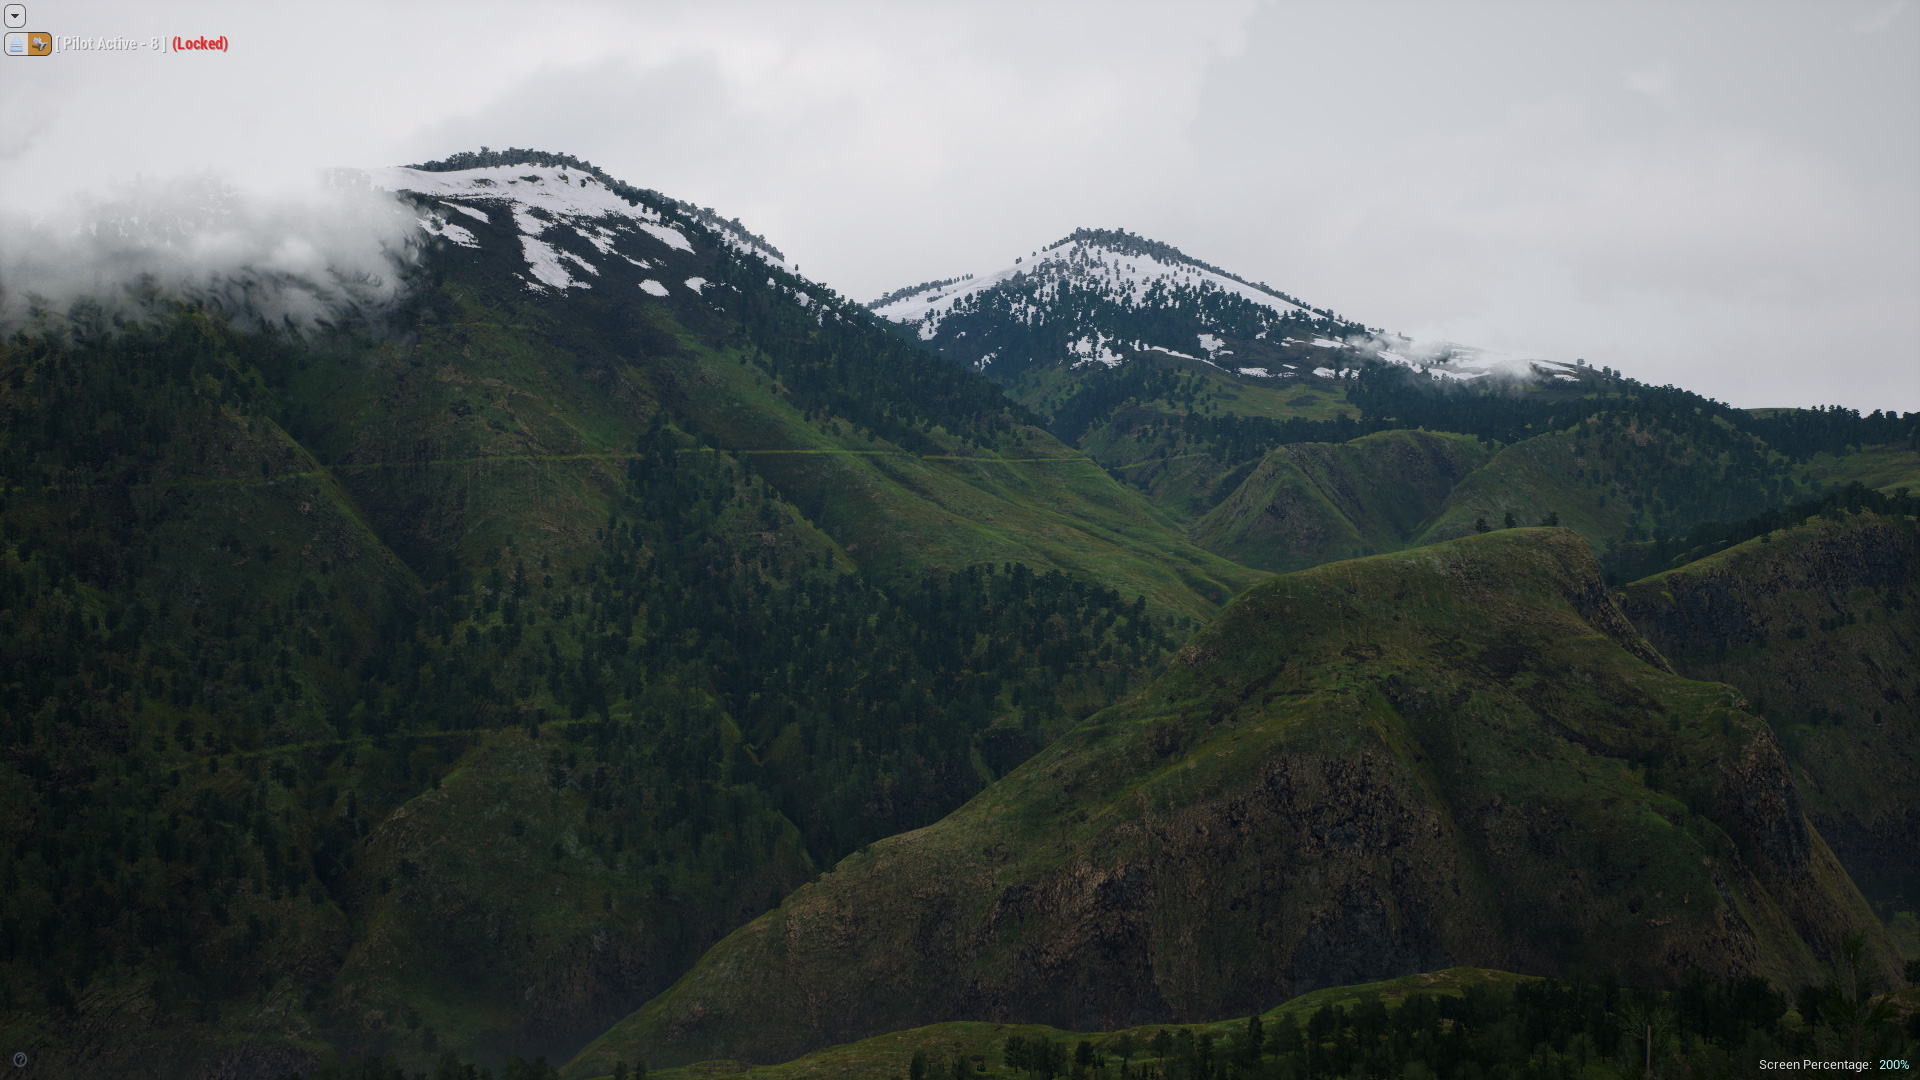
[0,172,421,333]
[1342,330,1589,387]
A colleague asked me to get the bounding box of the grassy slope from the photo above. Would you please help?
[1007,357,1358,527]
[565,529,1891,1075]
[294,199,1255,626]
[1411,425,1913,559]
[599,968,1531,1080]
[1801,443,1920,497]
[1618,510,1920,910]
[660,346,1263,622]
[1190,429,1489,572]
[1413,426,1631,549]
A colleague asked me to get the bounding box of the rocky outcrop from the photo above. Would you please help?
[1621,511,1920,901]
[565,530,1895,1076]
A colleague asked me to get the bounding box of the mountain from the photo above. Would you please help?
[867,229,1394,523]
[1619,506,1920,913]
[871,231,1635,530]
[0,151,1253,1077]
[4,151,1917,1080]
[567,528,1894,1073]
[866,230,1891,575]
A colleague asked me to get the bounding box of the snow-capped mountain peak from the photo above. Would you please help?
[355,150,797,301]
[865,228,1369,383]
[868,227,1599,391]
[869,228,1318,338]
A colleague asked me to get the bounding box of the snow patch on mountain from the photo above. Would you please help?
[521,236,596,291]
[1143,344,1210,365]
[1069,333,1124,368]
[640,223,694,253]
[441,202,489,225]
[417,214,477,248]
[1197,333,1232,359]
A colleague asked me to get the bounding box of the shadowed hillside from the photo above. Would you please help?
[1620,508,1920,912]
[567,529,1894,1074]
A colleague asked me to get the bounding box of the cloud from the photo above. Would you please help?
[0,172,421,332]
[1621,64,1674,98]
[1851,1,1908,33]
[0,0,1910,410]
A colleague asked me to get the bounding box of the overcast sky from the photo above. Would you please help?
[3,0,1915,410]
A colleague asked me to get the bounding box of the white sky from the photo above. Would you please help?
[2,0,1915,410]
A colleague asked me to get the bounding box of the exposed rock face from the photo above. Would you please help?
[566,530,1893,1076]
[1621,512,1920,902]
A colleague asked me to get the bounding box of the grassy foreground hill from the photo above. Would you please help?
[578,964,1918,1080]
[1619,508,1920,913]
[605,968,1540,1080]
[567,528,1895,1073]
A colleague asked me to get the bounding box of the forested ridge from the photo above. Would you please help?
[5,158,1918,1079]
[1049,357,1916,478]
[0,270,1180,1069]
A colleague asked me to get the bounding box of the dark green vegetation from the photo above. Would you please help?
[1608,479,1920,581]
[1191,381,1917,576]
[1620,504,1920,917]
[1190,430,1489,572]
[359,965,1916,1080]
[568,528,1896,1073]
[5,155,1919,1079]
[0,157,1250,1077]
[579,979,1920,1080]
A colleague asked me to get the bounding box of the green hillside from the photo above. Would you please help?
[569,528,1892,1073]
[1411,414,1805,552]
[1005,354,1363,526]
[1619,508,1920,913]
[0,165,1255,1076]
[1190,429,1488,572]
[568,963,1905,1080]
[1800,442,1920,497]
[605,968,1538,1080]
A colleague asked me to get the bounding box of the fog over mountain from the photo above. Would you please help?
[0,0,1913,410]
[0,174,419,330]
